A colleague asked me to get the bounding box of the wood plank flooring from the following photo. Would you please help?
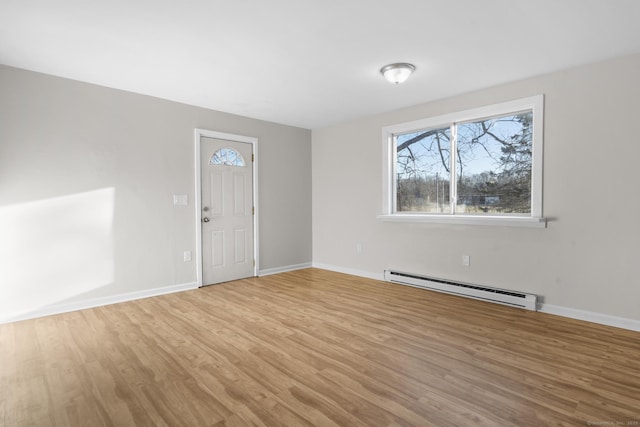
[1,268,639,426]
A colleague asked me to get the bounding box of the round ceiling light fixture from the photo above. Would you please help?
[380,62,415,84]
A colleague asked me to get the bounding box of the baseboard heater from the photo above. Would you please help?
[384,270,537,311]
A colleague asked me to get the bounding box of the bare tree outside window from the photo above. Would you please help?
[396,126,450,212]
[395,111,533,214]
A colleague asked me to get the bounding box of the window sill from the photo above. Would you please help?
[377,214,547,228]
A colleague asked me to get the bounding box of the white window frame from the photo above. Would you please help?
[379,95,546,227]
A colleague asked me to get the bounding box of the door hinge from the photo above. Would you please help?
[252,154,254,162]
[252,206,255,215]
[253,259,256,267]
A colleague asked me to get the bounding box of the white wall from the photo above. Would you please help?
[0,66,311,321]
[312,53,640,323]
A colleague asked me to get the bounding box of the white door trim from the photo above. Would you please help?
[194,128,259,286]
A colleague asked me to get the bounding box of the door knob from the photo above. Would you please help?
[203,217,210,223]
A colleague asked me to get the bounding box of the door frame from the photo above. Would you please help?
[194,128,259,286]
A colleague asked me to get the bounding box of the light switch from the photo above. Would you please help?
[173,194,188,206]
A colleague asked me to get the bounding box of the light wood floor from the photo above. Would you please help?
[1,269,639,426]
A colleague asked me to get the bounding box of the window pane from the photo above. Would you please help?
[396,127,451,213]
[456,111,532,214]
[210,148,246,167]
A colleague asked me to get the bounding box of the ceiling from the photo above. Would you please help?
[2,0,640,130]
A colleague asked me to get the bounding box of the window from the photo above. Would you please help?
[380,95,545,227]
[210,148,246,167]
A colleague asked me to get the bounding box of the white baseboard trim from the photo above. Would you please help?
[258,262,312,277]
[7,266,638,333]
[539,304,640,332]
[1,281,199,324]
[311,262,385,281]
[312,263,640,332]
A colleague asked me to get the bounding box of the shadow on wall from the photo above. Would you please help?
[0,188,115,322]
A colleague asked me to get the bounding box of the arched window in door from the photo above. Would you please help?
[209,148,246,167]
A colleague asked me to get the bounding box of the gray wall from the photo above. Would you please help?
[312,53,640,322]
[0,66,311,320]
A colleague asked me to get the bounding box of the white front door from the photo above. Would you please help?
[200,136,254,285]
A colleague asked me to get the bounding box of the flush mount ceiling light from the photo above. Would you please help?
[380,63,416,84]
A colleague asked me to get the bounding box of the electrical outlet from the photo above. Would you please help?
[184,251,192,262]
[463,255,470,267]
[356,242,363,255]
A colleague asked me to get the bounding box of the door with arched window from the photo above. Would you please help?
[200,136,254,284]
